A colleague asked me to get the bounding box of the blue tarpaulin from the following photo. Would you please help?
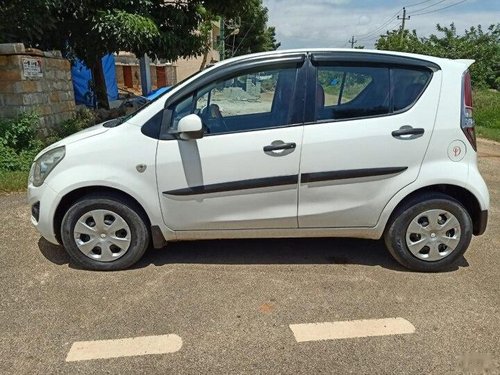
[71,55,118,107]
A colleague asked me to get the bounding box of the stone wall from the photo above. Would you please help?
[0,43,75,129]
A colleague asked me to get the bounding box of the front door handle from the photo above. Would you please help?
[263,141,296,152]
[392,126,425,139]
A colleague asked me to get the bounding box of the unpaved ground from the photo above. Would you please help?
[0,139,499,374]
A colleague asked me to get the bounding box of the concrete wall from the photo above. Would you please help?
[115,62,177,95]
[0,43,75,129]
[174,46,220,82]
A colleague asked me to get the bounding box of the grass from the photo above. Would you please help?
[474,89,500,142]
[0,171,28,194]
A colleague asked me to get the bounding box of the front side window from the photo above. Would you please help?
[170,66,299,135]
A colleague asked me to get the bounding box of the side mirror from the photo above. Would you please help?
[177,114,203,140]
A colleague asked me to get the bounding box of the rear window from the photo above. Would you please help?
[315,65,431,122]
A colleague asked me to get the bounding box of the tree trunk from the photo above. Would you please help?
[199,49,209,70]
[91,58,110,109]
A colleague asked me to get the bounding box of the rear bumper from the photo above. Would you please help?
[474,210,488,236]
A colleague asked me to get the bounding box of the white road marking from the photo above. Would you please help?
[290,317,415,343]
[65,334,182,362]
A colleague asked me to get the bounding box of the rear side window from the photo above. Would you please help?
[392,68,431,111]
[316,66,390,121]
[315,65,431,122]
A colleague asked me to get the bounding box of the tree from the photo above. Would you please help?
[0,0,248,108]
[224,0,280,59]
[376,23,500,89]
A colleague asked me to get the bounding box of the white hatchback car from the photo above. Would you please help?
[28,49,489,271]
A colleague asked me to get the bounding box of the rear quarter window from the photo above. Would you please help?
[392,68,431,111]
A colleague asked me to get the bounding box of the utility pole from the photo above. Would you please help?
[349,35,357,48]
[139,54,151,96]
[219,18,225,61]
[397,7,411,44]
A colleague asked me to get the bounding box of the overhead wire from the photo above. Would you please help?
[411,0,450,14]
[354,10,401,40]
[352,0,470,45]
[357,20,401,42]
[412,0,468,16]
[405,0,436,7]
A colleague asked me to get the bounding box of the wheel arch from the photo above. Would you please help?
[53,185,152,244]
[385,184,483,235]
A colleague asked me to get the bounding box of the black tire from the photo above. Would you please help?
[61,194,150,271]
[384,193,473,272]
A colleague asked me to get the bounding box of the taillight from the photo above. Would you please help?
[461,71,476,151]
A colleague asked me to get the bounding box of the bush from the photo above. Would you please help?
[0,112,41,152]
[0,108,99,173]
[46,107,97,140]
[0,112,43,172]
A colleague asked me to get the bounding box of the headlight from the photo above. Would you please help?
[29,146,66,187]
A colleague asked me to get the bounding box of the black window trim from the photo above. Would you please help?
[310,51,441,71]
[305,58,435,125]
[151,51,440,138]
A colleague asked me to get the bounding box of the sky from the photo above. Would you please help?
[262,0,499,49]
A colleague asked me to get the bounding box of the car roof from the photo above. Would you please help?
[212,48,465,70]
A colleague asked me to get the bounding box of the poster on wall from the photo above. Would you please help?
[22,57,43,78]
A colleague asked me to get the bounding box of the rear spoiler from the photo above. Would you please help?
[455,59,475,69]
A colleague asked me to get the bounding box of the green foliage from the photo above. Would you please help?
[0,112,42,172]
[0,108,96,173]
[474,89,500,142]
[1,0,248,62]
[1,0,248,108]
[91,10,160,56]
[48,107,97,140]
[0,0,57,44]
[376,23,500,89]
[0,112,41,153]
[224,0,281,58]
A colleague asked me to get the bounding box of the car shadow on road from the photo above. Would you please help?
[38,237,469,273]
[138,237,469,273]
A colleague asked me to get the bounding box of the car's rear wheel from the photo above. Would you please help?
[61,195,150,271]
[384,193,473,272]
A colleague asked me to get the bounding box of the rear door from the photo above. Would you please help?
[298,53,442,228]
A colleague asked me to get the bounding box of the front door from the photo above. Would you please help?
[156,61,305,230]
[298,57,441,227]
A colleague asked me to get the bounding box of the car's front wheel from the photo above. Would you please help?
[384,193,473,272]
[61,194,150,271]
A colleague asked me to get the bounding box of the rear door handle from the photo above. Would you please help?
[392,126,425,139]
[263,141,296,152]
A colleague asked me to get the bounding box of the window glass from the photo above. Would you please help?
[316,66,390,121]
[170,67,298,135]
[392,68,431,111]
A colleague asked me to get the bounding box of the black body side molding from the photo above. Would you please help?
[163,167,407,196]
[301,167,408,183]
[163,175,298,196]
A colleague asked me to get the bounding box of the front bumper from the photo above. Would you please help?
[27,182,60,245]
